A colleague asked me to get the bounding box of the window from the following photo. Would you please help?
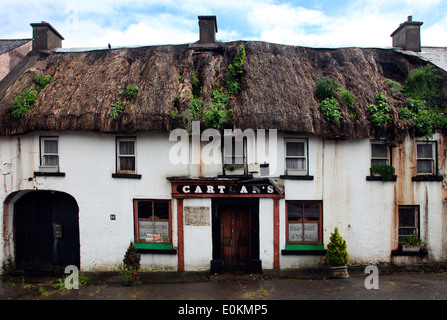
[223,135,246,174]
[116,137,136,174]
[285,139,307,175]
[416,141,436,174]
[398,206,419,243]
[371,141,390,166]
[286,201,322,244]
[134,200,171,244]
[40,137,59,171]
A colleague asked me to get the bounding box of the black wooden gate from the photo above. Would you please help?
[14,191,80,273]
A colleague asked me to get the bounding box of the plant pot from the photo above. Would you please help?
[224,168,244,175]
[402,245,421,252]
[329,266,349,279]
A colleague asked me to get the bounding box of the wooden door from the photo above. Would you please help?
[220,205,251,272]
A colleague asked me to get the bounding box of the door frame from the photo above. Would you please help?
[211,198,260,274]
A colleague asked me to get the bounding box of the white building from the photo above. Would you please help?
[0,16,446,274]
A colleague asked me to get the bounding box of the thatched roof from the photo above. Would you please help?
[0,41,433,140]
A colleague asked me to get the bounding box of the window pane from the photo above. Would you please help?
[154,201,169,220]
[371,144,387,158]
[286,142,304,157]
[120,157,135,171]
[399,208,415,227]
[43,155,59,166]
[303,223,318,242]
[138,201,152,219]
[417,160,433,174]
[286,158,306,170]
[44,140,58,154]
[304,203,320,221]
[417,144,433,158]
[371,159,388,166]
[288,223,302,242]
[119,141,135,155]
[287,203,303,221]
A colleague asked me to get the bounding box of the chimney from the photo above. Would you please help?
[198,16,218,44]
[390,16,423,52]
[30,21,64,51]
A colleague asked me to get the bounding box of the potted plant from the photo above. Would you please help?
[326,227,350,279]
[118,242,141,285]
[401,232,424,252]
[370,165,395,181]
[224,164,244,175]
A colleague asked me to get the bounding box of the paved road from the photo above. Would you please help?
[1,268,446,317]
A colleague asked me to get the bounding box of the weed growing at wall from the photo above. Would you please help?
[11,74,52,119]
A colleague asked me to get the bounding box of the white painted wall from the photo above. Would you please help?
[0,130,445,273]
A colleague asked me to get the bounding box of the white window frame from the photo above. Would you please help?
[416,141,436,175]
[371,140,390,167]
[223,135,246,175]
[39,136,59,172]
[285,139,308,176]
[116,137,137,174]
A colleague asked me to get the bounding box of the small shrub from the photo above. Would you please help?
[339,88,356,110]
[368,93,392,127]
[326,228,349,267]
[371,165,395,181]
[404,65,441,107]
[315,76,338,100]
[319,97,341,124]
[122,85,139,100]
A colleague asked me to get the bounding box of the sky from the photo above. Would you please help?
[1,0,447,49]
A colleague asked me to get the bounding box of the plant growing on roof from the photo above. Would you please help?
[11,73,53,119]
[108,85,139,121]
[368,92,392,127]
[319,97,342,124]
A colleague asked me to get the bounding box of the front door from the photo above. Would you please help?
[220,205,251,272]
[14,191,80,273]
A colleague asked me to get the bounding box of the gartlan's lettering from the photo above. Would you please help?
[177,184,275,195]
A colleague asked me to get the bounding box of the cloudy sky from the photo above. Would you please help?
[1,0,447,49]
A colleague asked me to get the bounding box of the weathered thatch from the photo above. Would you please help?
[0,41,429,140]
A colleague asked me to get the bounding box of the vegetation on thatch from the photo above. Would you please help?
[0,41,444,141]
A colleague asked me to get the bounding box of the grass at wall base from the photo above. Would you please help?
[326,227,350,279]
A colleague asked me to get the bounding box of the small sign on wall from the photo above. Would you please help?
[184,206,210,226]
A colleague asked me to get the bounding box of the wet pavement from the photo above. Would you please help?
[1,266,446,317]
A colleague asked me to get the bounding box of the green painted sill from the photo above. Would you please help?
[134,243,173,250]
[285,244,324,251]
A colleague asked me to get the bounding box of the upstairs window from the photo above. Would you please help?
[40,137,59,171]
[416,141,436,174]
[116,137,136,174]
[285,139,308,175]
[371,141,390,166]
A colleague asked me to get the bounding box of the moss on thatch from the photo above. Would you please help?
[0,41,432,141]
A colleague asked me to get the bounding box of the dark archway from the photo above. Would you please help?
[14,190,80,274]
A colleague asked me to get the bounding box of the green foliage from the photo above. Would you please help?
[401,232,424,246]
[203,89,233,130]
[383,77,403,93]
[109,85,138,120]
[122,85,139,100]
[123,242,141,271]
[191,70,201,97]
[404,65,441,107]
[326,228,349,267]
[315,76,338,100]
[226,45,246,95]
[339,88,356,110]
[319,97,342,124]
[368,92,392,127]
[1,256,15,274]
[11,74,52,119]
[370,165,395,181]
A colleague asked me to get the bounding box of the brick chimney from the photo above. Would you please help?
[198,16,218,44]
[30,21,64,51]
[390,16,423,52]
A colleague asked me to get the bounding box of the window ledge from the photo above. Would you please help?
[134,243,177,255]
[281,249,326,256]
[34,171,65,177]
[412,175,443,182]
[391,249,428,257]
[366,175,397,181]
[280,175,314,180]
[112,173,142,179]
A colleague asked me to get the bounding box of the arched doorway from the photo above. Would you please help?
[14,190,80,273]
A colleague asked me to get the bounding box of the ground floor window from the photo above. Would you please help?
[286,201,322,244]
[398,205,419,243]
[133,199,171,244]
